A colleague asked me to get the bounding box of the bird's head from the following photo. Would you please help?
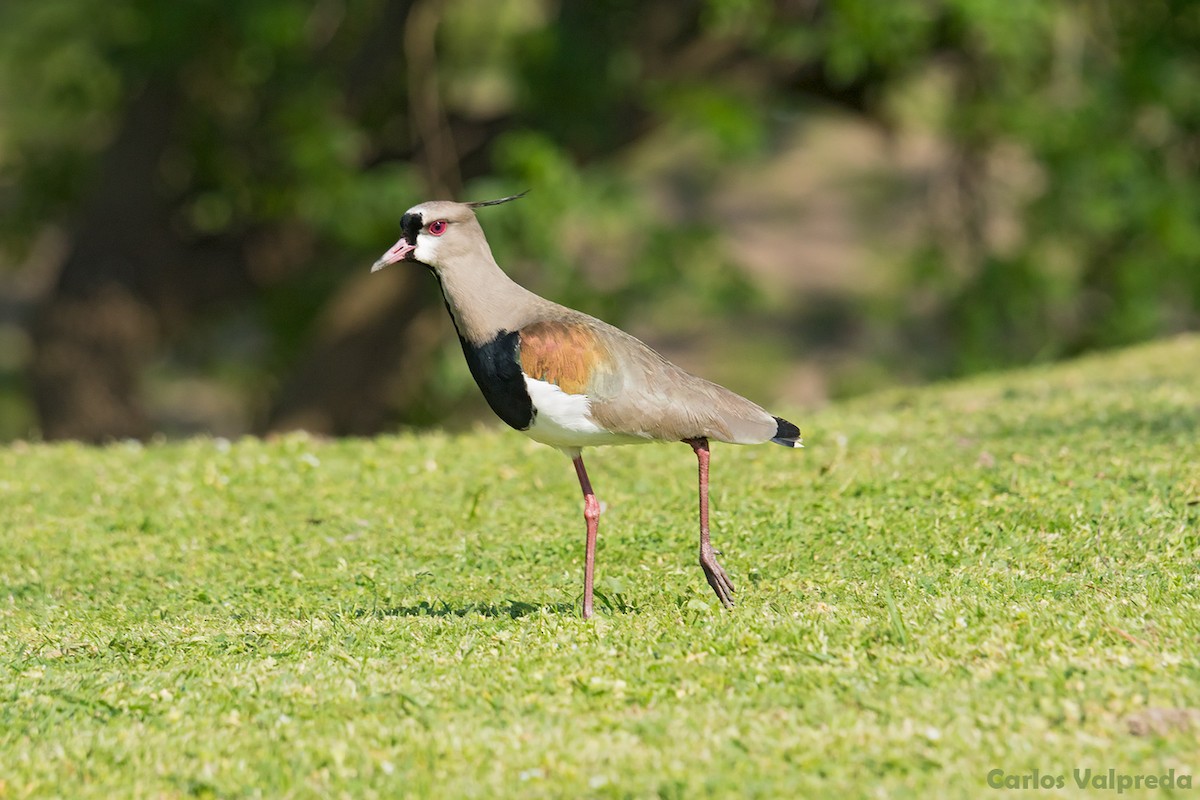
[371,192,526,274]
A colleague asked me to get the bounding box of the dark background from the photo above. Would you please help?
[0,0,1196,442]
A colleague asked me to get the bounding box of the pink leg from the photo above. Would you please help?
[687,438,735,607]
[572,454,601,619]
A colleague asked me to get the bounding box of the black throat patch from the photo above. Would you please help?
[428,271,533,430]
[455,329,535,431]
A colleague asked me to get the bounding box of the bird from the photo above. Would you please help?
[371,193,801,619]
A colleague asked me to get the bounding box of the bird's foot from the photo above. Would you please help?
[699,544,736,608]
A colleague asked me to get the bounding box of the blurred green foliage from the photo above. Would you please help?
[0,0,1196,438]
[903,0,1200,371]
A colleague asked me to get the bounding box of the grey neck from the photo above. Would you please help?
[432,257,544,344]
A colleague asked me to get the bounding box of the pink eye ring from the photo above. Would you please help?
[428,220,447,236]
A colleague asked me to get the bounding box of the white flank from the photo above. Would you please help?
[522,376,646,449]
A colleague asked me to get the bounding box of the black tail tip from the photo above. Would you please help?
[770,416,803,448]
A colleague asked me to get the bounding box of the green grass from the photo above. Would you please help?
[2,335,1199,799]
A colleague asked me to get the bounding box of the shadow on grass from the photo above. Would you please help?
[356,600,576,619]
[356,591,641,619]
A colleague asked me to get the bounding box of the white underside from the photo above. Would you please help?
[522,376,647,451]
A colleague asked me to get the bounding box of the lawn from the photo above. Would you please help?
[2,335,1198,798]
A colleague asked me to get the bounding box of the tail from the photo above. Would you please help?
[770,416,803,448]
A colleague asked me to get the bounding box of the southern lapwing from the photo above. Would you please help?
[372,194,801,618]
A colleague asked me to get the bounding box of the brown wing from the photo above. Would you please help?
[518,319,616,396]
[522,314,777,445]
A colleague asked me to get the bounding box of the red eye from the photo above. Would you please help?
[428,220,447,236]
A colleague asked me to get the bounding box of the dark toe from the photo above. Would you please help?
[700,548,736,608]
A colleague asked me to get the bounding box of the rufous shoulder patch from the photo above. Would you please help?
[519,321,609,396]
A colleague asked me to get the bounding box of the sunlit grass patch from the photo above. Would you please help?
[2,335,1198,798]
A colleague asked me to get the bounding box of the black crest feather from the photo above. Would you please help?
[465,191,529,209]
